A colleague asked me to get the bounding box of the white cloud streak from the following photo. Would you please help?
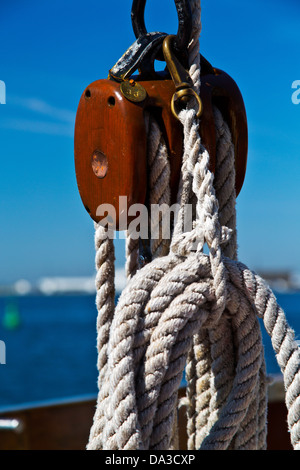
[0,95,76,137]
[9,96,76,124]
[0,117,74,137]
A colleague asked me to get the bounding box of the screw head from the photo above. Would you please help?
[91,150,108,179]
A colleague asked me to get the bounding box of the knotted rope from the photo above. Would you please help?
[87,0,300,450]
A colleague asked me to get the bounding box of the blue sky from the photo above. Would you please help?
[0,0,299,284]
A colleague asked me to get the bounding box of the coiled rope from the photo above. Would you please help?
[87,0,300,450]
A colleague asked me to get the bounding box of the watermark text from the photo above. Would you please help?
[291,80,300,105]
[96,196,194,241]
[0,80,6,104]
[0,340,6,365]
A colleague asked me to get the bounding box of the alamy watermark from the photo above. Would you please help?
[96,196,194,241]
[0,340,6,365]
[291,80,300,105]
[0,80,6,104]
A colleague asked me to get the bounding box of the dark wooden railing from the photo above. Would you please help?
[0,377,292,450]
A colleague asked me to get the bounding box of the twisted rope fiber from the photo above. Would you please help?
[88,101,174,450]
[100,110,263,450]
[89,227,300,449]
[185,106,247,450]
[125,112,172,280]
[173,0,267,450]
[87,0,300,450]
[87,106,300,449]
[177,0,243,449]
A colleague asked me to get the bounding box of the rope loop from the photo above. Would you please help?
[87,0,300,451]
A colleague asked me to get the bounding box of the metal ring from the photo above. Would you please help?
[171,88,203,120]
[131,0,192,55]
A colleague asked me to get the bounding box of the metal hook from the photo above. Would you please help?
[131,0,192,57]
[163,35,202,120]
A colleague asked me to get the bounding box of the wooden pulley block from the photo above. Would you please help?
[200,56,248,196]
[74,58,248,229]
[74,78,183,230]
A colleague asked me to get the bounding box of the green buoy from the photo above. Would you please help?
[2,302,21,330]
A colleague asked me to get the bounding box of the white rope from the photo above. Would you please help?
[125,112,171,280]
[87,0,300,451]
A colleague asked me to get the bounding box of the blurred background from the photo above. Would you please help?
[0,0,299,407]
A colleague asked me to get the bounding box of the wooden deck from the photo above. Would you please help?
[0,377,292,450]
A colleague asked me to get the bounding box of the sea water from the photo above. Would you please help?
[0,292,299,408]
